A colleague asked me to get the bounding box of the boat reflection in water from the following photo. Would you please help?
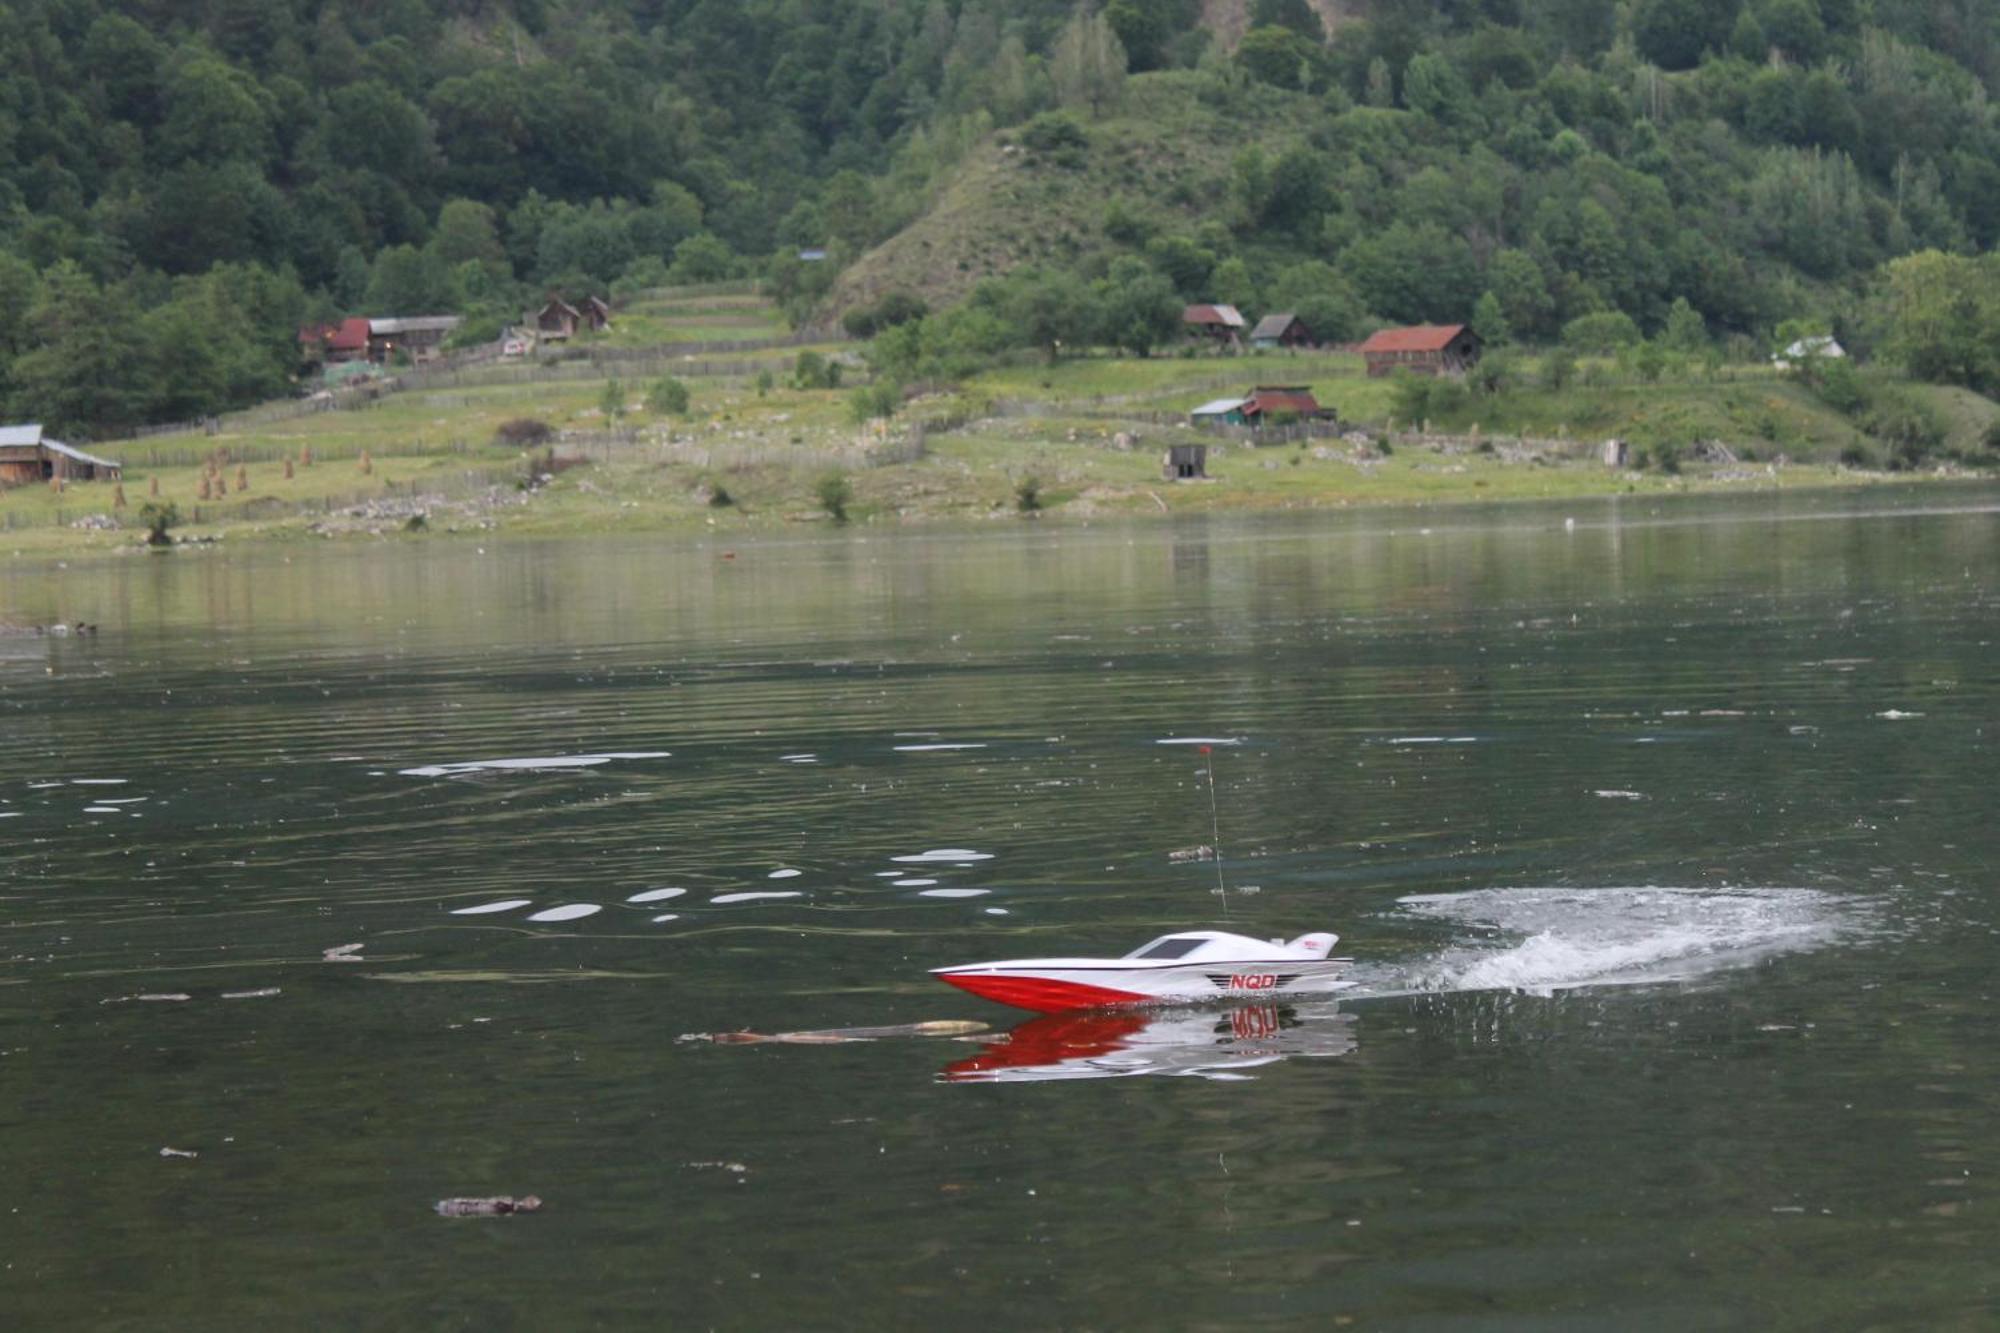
[939,1001,1357,1083]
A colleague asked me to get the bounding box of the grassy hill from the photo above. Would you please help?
[828,72,1320,318]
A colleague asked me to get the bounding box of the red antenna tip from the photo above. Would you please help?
[1198,745,1212,754]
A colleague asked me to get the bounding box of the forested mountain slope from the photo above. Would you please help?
[3,0,2000,437]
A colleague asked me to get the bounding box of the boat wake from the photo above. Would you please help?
[1349,886,1866,999]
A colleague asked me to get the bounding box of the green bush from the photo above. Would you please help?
[138,500,179,546]
[647,376,692,414]
[1020,110,1089,161]
[1015,475,1042,513]
[816,473,852,523]
[848,381,901,424]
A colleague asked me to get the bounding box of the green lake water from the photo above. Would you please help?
[2,486,1997,1329]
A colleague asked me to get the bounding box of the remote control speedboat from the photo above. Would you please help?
[932,929,1352,1014]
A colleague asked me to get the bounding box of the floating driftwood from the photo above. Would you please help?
[1168,844,1216,863]
[159,1147,198,1159]
[322,943,365,963]
[435,1195,542,1217]
[686,1019,989,1045]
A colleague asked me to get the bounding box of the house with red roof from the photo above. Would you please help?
[1183,303,1247,348]
[1358,324,1482,378]
[298,318,373,365]
[1187,385,1331,429]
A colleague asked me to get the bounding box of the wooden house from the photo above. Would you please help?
[0,424,122,487]
[1188,386,1330,429]
[1241,385,1325,422]
[367,316,460,364]
[579,295,613,332]
[1183,303,1247,348]
[298,318,372,365]
[1249,313,1316,350]
[1359,324,1482,378]
[535,298,582,340]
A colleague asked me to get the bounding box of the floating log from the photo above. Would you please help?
[694,1019,989,1045]
[435,1195,542,1217]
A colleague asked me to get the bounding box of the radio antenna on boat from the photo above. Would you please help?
[1202,745,1228,918]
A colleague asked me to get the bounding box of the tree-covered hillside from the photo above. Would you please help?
[4,0,2000,437]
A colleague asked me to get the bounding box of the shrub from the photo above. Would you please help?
[755,370,774,397]
[138,500,178,546]
[495,418,554,445]
[707,482,734,507]
[647,376,692,414]
[1540,345,1577,390]
[1020,110,1089,158]
[1015,475,1042,513]
[816,473,852,523]
[1813,359,1868,415]
[1561,311,1643,355]
[848,381,901,424]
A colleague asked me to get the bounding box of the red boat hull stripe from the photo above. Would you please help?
[936,972,1150,1014]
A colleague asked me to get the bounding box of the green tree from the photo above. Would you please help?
[1051,8,1128,118]
[1094,257,1181,357]
[10,262,146,438]
[1470,290,1510,347]
[1662,297,1708,353]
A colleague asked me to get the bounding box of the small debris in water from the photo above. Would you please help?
[1593,790,1647,800]
[687,1160,749,1174]
[322,943,365,963]
[1168,844,1216,863]
[159,1147,198,1159]
[221,988,281,1000]
[687,1019,989,1045]
[1875,710,1924,720]
[434,1195,542,1217]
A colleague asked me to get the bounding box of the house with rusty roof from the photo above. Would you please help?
[1183,303,1247,348]
[298,318,373,364]
[1187,385,1331,429]
[0,424,122,487]
[1359,324,1482,378]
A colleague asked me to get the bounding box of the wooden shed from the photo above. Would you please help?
[1249,313,1316,350]
[367,316,460,364]
[0,424,122,487]
[1359,324,1482,378]
[1163,444,1208,480]
[535,297,582,340]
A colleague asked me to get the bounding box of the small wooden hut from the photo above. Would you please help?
[0,425,122,487]
[1163,444,1208,480]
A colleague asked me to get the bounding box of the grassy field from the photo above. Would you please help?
[4,290,1989,558]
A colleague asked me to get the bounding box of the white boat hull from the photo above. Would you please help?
[933,934,1353,1014]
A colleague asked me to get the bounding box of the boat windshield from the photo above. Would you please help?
[1132,936,1206,960]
